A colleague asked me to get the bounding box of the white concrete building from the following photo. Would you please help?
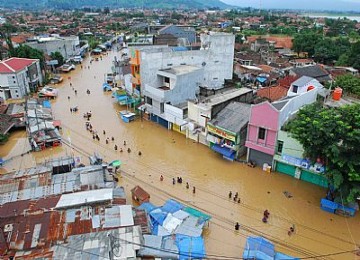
[135,32,235,129]
[25,35,80,59]
[0,58,43,100]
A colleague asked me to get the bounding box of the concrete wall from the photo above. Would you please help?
[140,33,234,93]
[274,130,304,159]
[288,78,323,96]
[279,88,319,128]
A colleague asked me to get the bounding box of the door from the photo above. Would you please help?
[275,161,296,177]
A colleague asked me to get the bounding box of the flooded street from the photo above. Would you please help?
[1,49,359,259]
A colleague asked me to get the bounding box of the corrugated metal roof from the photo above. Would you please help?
[55,188,113,209]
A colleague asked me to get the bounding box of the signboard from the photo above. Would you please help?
[46,60,59,66]
[207,125,236,142]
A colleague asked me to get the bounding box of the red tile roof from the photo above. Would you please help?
[0,57,38,73]
[256,85,289,102]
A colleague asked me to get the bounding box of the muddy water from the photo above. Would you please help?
[1,49,359,259]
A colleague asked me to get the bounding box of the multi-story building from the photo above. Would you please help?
[0,57,43,100]
[134,33,235,129]
[25,35,80,60]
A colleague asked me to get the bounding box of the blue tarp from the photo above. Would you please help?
[256,77,267,83]
[149,211,167,226]
[161,199,184,214]
[176,235,206,260]
[0,158,4,166]
[243,237,275,260]
[43,100,51,108]
[138,202,156,214]
[172,46,188,52]
[103,83,112,91]
[211,144,236,160]
[275,252,299,260]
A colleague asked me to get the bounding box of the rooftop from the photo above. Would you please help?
[0,57,38,74]
[159,65,201,76]
[197,88,253,109]
[209,102,251,133]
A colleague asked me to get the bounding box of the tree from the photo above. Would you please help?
[292,32,321,56]
[334,74,360,97]
[9,45,45,68]
[287,104,360,203]
[50,51,64,67]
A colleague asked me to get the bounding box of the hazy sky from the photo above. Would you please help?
[221,0,360,11]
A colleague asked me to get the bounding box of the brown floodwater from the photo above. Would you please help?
[0,49,359,259]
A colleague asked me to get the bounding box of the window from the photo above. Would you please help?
[277,141,284,154]
[160,103,164,113]
[164,77,170,83]
[146,97,152,105]
[258,127,266,140]
[292,85,298,93]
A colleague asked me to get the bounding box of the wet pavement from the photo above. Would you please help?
[0,48,359,259]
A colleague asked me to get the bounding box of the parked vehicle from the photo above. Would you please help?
[38,86,59,98]
[49,75,63,84]
[60,64,75,72]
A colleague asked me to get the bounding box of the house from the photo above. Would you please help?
[245,84,322,167]
[290,65,331,83]
[137,33,235,129]
[0,57,43,100]
[158,25,196,45]
[290,58,315,68]
[188,88,253,144]
[287,76,324,96]
[25,35,80,59]
[273,130,328,188]
[207,102,251,161]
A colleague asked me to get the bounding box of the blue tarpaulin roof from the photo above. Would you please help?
[256,77,267,83]
[138,202,156,213]
[176,235,206,260]
[43,100,51,108]
[103,83,112,91]
[161,199,184,214]
[172,46,188,52]
[211,144,236,159]
[275,252,299,260]
[243,236,275,260]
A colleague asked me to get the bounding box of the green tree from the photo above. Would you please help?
[292,32,321,56]
[50,51,64,67]
[288,103,360,203]
[335,53,350,66]
[334,74,360,97]
[9,45,45,68]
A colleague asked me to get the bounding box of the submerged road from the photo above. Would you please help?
[1,48,359,259]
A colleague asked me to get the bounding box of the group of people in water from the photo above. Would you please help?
[229,191,241,204]
[160,175,195,194]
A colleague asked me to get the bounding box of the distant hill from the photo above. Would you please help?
[1,0,230,10]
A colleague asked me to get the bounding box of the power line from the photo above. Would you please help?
[60,136,357,259]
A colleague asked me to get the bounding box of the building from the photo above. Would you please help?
[158,25,196,45]
[245,83,322,167]
[138,33,235,129]
[188,88,253,144]
[0,58,43,100]
[273,130,328,187]
[25,35,80,59]
[207,102,251,161]
[289,65,331,83]
[287,76,324,96]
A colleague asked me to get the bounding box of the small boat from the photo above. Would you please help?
[102,83,112,92]
[119,110,136,123]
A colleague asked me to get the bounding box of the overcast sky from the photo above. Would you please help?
[221,0,360,11]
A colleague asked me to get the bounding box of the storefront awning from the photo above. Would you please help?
[211,144,236,160]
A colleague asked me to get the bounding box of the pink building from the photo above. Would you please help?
[245,83,321,167]
[245,102,279,166]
